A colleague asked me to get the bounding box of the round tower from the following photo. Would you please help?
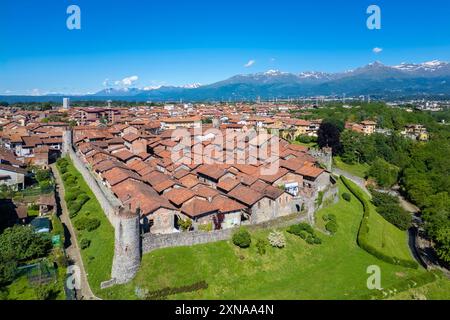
[111,207,141,284]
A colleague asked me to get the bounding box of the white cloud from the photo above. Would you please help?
[30,88,42,96]
[372,47,383,54]
[105,75,139,88]
[244,60,256,68]
[120,75,139,86]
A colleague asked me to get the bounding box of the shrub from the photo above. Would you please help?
[256,239,267,255]
[69,211,79,219]
[322,214,336,223]
[268,231,286,248]
[299,231,309,240]
[65,192,78,203]
[232,228,251,248]
[80,238,91,250]
[305,235,315,244]
[75,218,101,232]
[287,223,314,236]
[325,221,338,234]
[342,193,351,202]
[313,236,322,244]
[85,218,101,232]
[77,193,90,206]
[198,223,213,232]
[177,217,192,232]
[68,202,82,216]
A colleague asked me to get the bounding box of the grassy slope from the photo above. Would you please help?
[344,179,413,262]
[58,159,114,296]
[102,181,428,300]
[389,277,450,300]
[334,157,369,179]
[6,268,67,300]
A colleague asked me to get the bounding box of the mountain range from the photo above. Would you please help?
[2,61,450,103]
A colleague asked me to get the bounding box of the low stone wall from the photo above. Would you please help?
[142,212,308,254]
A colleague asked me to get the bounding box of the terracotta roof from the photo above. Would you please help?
[112,149,136,162]
[228,185,264,206]
[211,195,246,213]
[122,132,140,143]
[181,198,218,218]
[217,177,240,192]
[296,164,325,179]
[196,164,227,181]
[163,188,196,207]
[112,179,175,216]
[103,167,142,186]
[178,174,200,188]
[191,184,220,199]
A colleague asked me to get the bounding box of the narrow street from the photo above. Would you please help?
[51,164,101,300]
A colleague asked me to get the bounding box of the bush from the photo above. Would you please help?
[65,192,78,203]
[287,223,314,236]
[75,218,101,232]
[322,214,336,223]
[313,236,322,244]
[177,217,192,232]
[325,221,338,234]
[80,238,91,250]
[256,239,267,255]
[342,193,351,202]
[77,193,90,206]
[68,202,82,216]
[232,228,251,248]
[69,211,79,219]
[299,231,309,240]
[198,223,213,232]
[268,231,286,248]
[59,166,67,174]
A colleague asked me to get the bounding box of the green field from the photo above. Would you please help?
[5,268,66,300]
[57,158,114,296]
[101,181,436,300]
[342,178,415,264]
[388,277,450,300]
[334,157,369,179]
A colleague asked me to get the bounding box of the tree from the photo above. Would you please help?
[0,225,52,262]
[368,158,399,188]
[317,121,342,154]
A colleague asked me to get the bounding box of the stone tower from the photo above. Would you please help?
[111,207,141,284]
[62,129,72,157]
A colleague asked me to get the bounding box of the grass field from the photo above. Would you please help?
[342,178,414,264]
[57,158,114,296]
[5,268,66,300]
[388,277,450,300]
[101,180,433,300]
[334,157,369,179]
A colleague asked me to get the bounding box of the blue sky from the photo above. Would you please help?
[1,0,450,95]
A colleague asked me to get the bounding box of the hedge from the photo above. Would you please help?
[340,176,419,269]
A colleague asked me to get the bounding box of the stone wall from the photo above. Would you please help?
[63,131,121,225]
[142,211,308,254]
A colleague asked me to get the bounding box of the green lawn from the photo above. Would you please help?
[5,267,66,300]
[57,158,114,296]
[334,157,369,179]
[388,276,450,300]
[101,181,432,300]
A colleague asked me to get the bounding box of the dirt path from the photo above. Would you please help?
[51,164,101,300]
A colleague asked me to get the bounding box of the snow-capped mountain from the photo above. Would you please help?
[393,60,449,73]
[181,83,202,89]
[8,60,449,102]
